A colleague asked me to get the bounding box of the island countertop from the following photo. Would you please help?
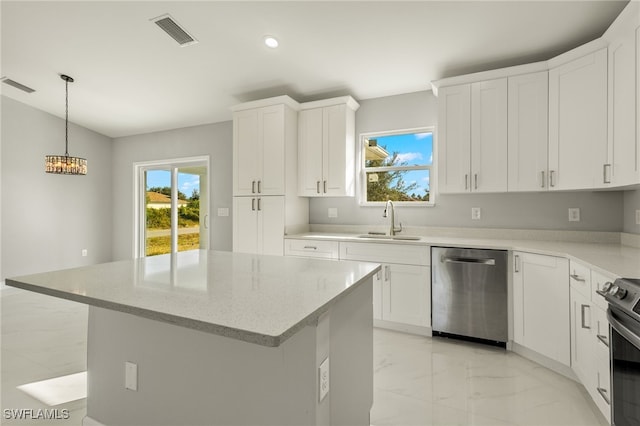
[5,250,380,347]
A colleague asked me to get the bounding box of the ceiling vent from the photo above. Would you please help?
[151,14,198,47]
[1,77,35,93]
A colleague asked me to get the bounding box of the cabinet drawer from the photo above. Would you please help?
[340,242,430,266]
[592,304,610,355]
[592,269,616,311]
[593,349,612,423]
[284,239,339,259]
[569,260,591,297]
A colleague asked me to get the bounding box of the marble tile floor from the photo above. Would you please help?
[2,287,608,426]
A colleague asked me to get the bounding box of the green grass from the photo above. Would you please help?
[146,233,200,256]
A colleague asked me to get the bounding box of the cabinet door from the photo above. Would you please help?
[570,287,594,388]
[471,78,508,192]
[259,105,285,195]
[549,49,608,190]
[232,197,258,254]
[508,72,549,191]
[257,196,285,256]
[438,84,471,193]
[608,28,639,186]
[233,110,259,196]
[298,108,324,196]
[381,264,430,327]
[513,252,570,365]
[324,104,354,196]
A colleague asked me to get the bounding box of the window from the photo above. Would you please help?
[361,128,433,204]
[134,157,209,258]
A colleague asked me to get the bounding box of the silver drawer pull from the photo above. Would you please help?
[597,387,610,405]
[443,256,496,265]
[570,274,586,282]
[303,246,317,250]
[597,334,609,348]
[581,304,591,329]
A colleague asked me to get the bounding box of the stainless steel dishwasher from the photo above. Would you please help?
[431,247,508,346]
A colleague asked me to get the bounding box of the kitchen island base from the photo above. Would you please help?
[83,279,373,426]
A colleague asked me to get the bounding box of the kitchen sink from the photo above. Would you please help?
[356,234,422,241]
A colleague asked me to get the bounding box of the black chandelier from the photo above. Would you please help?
[45,74,87,175]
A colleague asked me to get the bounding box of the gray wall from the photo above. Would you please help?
[624,189,640,234]
[1,96,113,279]
[111,122,233,261]
[310,91,625,232]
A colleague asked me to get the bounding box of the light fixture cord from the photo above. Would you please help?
[64,77,69,157]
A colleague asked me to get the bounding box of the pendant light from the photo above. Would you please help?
[45,74,87,175]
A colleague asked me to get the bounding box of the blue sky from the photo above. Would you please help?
[374,132,433,194]
[146,170,200,197]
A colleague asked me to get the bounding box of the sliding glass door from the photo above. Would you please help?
[135,157,209,258]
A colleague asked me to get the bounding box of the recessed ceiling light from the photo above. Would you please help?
[264,36,279,49]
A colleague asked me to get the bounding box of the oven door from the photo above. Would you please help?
[608,306,640,426]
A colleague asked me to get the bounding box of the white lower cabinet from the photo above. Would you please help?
[570,263,613,423]
[380,263,430,327]
[513,251,570,365]
[233,196,285,256]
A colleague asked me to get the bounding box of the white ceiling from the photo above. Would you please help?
[1,1,629,138]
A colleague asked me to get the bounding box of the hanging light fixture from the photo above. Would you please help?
[45,74,87,175]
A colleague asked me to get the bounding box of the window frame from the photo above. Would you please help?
[358,127,435,207]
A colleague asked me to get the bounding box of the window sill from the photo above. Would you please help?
[359,201,435,208]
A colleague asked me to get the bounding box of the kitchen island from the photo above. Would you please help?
[6,250,380,426]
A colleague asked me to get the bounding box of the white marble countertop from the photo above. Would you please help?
[5,250,380,347]
[285,232,640,279]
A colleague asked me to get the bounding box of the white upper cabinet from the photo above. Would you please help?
[471,78,508,192]
[233,104,287,196]
[548,48,608,190]
[438,79,507,193]
[508,72,549,191]
[604,2,640,186]
[437,84,471,193]
[298,97,359,197]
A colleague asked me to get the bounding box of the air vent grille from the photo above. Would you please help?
[151,14,197,46]
[1,77,35,93]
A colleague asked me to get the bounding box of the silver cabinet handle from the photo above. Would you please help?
[474,173,478,190]
[257,180,261,193]
[549,170,555,187]
[514,254,520,273]
[323,180,327,193]
[597,387,610,405]
[570,273,586,282]
[252,180,256,194]
[385,265,390,281]
[303,245,317,250]
[597,334,609,348]
[251,198,256,211]
[257,198,261,211]
[603,164,611,184]
[464,174,468,190]
[581,304,591,329]
[316,181,320,194]
[443,257,496,265]
[540,171,545,188]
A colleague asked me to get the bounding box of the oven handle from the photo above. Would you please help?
[608,309,640,351]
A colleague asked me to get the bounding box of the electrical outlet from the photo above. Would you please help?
[125,362,138,391]
[328,208,338,218]
[636,210,640,225]
[471,207,481,220]
[318,357,329,402]
[568,208,581,222]
[81,249,88,257]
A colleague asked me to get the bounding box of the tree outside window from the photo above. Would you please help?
[362,129,433,204]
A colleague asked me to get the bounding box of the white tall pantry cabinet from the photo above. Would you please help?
[231,96,308,255]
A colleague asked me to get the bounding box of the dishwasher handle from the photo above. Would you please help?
[441,256,496,266]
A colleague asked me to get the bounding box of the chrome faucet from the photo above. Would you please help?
[383,200,402,236]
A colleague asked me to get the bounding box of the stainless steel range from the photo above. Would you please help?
[597,278,640,426]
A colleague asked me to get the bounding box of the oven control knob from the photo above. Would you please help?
[602,281,613,293]
[612,287,628,300]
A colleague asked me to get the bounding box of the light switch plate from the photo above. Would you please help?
[636,210,640,225]
[217,208,229,217]
[81,249,88,257]
[471,207,481,220]
[318,357,329,402]
[568,208,581,222]
[328,208,338,218]
[125,362,138,391]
